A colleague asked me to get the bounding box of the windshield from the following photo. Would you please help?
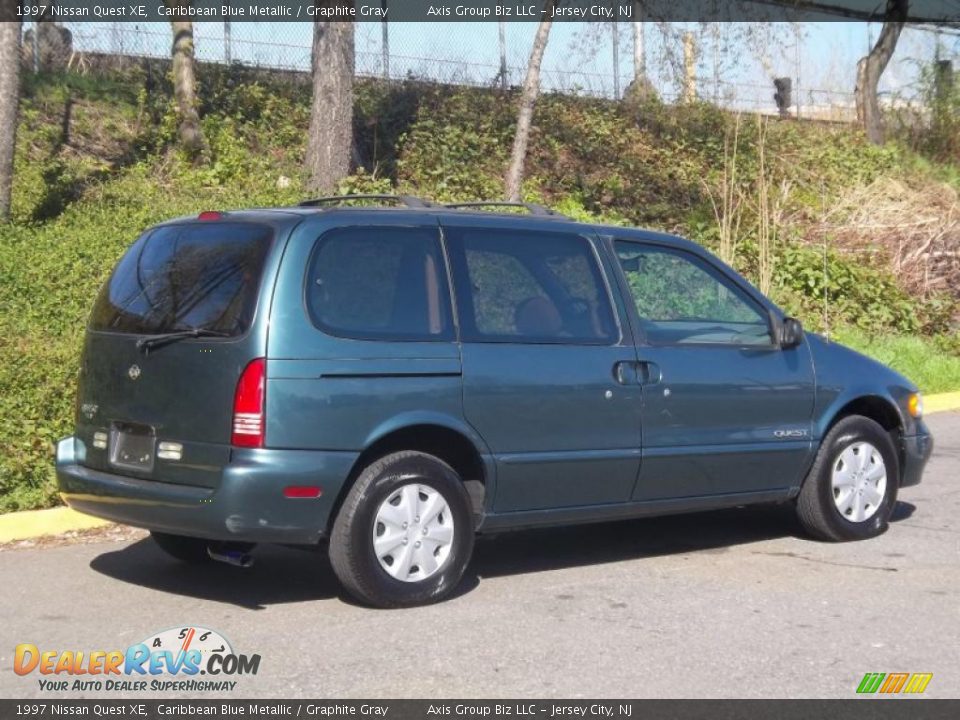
[89,222,272,336]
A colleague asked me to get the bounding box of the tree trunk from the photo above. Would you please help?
[632,4,645,84]
[305,6,354,194]
[0,16,21,221]
[164,2,203,158]
[854,0,908,145]
[504,0,554,202]
[682,32,697,103]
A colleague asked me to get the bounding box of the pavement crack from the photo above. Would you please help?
[899,522,960,535]
[752,551,898,572]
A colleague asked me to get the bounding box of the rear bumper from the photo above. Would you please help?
[900,425,933,488]
[56,436,357,544]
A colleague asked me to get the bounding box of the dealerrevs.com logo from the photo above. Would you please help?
[14,626,260,693]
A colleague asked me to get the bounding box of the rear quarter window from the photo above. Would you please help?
[305,226,453,342]
[446,227,618,345]
[90,222,273,336]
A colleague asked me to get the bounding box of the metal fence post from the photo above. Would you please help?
[712,24,720,104]
[498,21,507,90]
[225,19,232,64]
[794,23,801,119]
[381,0,389,80]
[612,21,620,99]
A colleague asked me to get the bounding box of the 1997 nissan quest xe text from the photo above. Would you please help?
[56,195,933,607]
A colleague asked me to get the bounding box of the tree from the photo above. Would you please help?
[632,2,646,85]
[855,0,908,145]
[163,1,203,158]
[305,3,354,193]
[505,0,555,202]
[0,13,21,221]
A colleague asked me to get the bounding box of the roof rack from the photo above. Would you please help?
[298,194,435,209]
[443,201,564,217]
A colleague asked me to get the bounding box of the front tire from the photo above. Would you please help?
[329,451,474,608]
[796,415,899,541]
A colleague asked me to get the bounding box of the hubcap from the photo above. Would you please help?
[372,483,455,582]
[831,441,887,523]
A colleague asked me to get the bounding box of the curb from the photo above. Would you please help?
[0,506,110,544]
[1,393,958,543]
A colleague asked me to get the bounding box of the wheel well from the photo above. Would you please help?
[828,395,904,471]
[328,425,487,533]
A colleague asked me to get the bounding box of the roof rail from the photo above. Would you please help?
[443,201,564,217]
[298,194,435,209]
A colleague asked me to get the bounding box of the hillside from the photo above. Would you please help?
[0,65,958,512]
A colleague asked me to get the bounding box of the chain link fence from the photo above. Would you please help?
[28,21,955,122]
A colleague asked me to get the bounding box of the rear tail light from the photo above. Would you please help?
[232,358,266,448]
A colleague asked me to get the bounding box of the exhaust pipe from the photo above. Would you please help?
[207,545,255,568]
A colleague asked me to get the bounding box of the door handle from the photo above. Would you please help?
[613,361,637,385]
[638,361,662,385]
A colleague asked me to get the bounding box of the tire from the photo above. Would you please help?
[150,531,212,564]
[796,415,900,542]
[329,451,475,608]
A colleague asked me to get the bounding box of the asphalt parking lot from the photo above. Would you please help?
[2,411,958,699]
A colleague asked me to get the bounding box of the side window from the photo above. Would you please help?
[447,228,617,344]
[306,226,453,341]
[616,241,772,346]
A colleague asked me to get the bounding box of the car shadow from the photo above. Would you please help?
[90,540,345,610]
[90,501,917,609]
[461,500,916,587]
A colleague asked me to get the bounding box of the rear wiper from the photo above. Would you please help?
[136,327,230,353]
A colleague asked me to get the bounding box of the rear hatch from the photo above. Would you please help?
[74,218,280,488]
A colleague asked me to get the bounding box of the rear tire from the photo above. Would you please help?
[329,451,474,608]
[150,532,212,564]
[796,415,899,542]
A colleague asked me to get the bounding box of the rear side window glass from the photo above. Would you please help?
[90,223,272,336]
[305,226,453,341]
[446,228,617,344]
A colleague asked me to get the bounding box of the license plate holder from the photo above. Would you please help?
[110,422,156,473]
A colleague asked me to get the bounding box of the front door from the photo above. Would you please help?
[613,239,816,501]
[443,221,643,513]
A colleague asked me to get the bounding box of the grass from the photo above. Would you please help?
[832,327,960,395]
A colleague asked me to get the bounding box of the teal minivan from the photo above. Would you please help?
[56,196,933,607]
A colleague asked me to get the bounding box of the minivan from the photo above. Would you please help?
[57,195,933,607]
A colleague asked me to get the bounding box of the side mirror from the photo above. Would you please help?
[779,317,804,349]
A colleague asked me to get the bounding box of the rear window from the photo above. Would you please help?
[90,223,272,336]
[305,226,453,341]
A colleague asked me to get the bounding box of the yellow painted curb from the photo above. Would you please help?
[0,506,110,543]
[925,391,960,415]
